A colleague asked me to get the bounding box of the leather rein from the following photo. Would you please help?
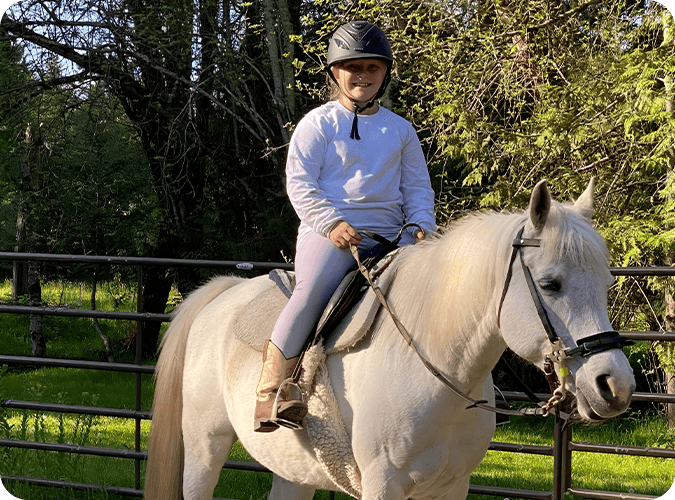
[351,225,632,420]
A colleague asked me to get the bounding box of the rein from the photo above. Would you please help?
[350,225,549,419]
[351,225,632,420]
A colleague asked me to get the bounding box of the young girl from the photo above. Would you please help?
[254,20,437,433]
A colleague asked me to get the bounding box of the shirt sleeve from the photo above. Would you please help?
[399,125,437,236]
[286,116,345,237]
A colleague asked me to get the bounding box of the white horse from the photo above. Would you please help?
[144,179,635,500]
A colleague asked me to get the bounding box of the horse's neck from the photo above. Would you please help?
[387,215,520,388]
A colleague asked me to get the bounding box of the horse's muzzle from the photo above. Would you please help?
[576,356,635,421]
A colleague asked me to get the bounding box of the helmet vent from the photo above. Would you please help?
[334,38,349,50]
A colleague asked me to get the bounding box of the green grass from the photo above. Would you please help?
[1,280,674,499]
[0,278,154,364]
[468,417,675,500]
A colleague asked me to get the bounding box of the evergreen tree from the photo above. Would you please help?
[296,0,674,416]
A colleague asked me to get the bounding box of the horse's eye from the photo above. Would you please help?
[539,280,562,293]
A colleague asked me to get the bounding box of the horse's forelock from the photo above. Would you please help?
[538,202,609,273]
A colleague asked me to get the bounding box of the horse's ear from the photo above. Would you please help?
[528,180,551,232]
[574,177,595,220]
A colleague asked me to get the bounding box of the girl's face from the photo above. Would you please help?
[331,58,387,111]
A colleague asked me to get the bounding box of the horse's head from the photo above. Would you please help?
[498,179,635,422]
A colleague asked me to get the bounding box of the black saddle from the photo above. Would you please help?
[307,227,411,349]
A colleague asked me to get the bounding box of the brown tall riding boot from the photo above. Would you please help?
[254,339,308,433]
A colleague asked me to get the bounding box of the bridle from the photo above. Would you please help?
[497,227,632,392]
[496,226,633,414]
[352,224,632,419]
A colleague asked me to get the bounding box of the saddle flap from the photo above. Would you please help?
[263,269,373,353]
[315,269,366,340]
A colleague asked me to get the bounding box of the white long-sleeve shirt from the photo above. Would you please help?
[286,100,437,243]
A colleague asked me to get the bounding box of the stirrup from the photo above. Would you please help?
[270,378,306,431]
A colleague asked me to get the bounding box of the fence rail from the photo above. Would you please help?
[1,252,674,500]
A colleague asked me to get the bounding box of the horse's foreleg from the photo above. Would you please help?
[438,475,471,500]
[269,475,316,500]
[359,458,410,500]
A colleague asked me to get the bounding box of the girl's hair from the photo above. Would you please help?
[326,73,341,101]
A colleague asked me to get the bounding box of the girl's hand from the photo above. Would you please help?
[415,230,425,241]
[329,221,363,249]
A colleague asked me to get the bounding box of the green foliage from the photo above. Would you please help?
[296,0,674,246]
[655,341,675,374]
[295,0,675,392]
[0,68,158,267]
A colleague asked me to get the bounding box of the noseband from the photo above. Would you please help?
[497,227,633,398]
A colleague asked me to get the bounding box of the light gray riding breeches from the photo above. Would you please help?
[271,229,413,359]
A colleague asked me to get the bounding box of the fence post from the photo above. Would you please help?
[552,414,572,500]
[135,265,144,492]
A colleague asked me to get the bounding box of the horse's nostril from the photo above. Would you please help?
[596,374,615,401]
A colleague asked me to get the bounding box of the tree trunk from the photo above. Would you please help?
[663,287,675,426]
[20,123,46,357]
[140,269,173,359]
[28,259,45,357]
[13,125,31,300]
[117,0,205,356]
[260,0,295,142]
[13,213,28,299]
[91,273,116,363]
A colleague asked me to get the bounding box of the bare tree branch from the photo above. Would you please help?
[0,70,90,97]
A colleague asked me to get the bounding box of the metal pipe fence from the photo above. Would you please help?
[0,252,673,500]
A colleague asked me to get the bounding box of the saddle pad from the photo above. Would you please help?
[232,281,289,352]
[233,265,396,355]
[299,343,362,497]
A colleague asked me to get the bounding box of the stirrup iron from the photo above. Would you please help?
[270,378,305,431]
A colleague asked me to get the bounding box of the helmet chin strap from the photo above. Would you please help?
[349,100,376,140]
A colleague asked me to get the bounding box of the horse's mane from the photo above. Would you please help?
[387,200,610,361]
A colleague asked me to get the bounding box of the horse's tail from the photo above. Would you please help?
[144,276,245,500]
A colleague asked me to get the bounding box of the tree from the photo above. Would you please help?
[7,0,671,366]
[1,0,307,356]
[649,11,675,424]
[0,25,30,296]
[1,42,158,356]
[296,0,674,414]
[20,122,45,356]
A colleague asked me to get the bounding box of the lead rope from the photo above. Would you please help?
[349,242,557,419]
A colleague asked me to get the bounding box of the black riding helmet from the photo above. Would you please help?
[327,21,393,139]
